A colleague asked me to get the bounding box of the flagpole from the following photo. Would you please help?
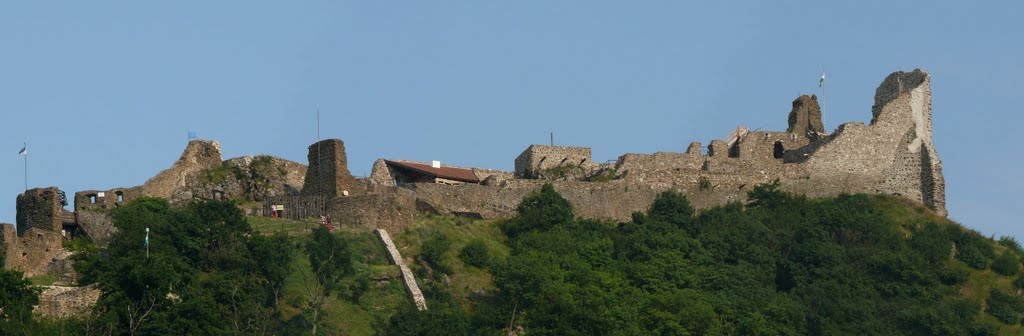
[23,142,27,191]
[820,69,827,131]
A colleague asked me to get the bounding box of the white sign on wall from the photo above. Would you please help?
[97,192,105,198]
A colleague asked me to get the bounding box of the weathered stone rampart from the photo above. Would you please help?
[142,140,223,200]
[74,186,142,211]
[347,69,946,230]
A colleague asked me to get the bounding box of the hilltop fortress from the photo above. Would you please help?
[1,69,944,315]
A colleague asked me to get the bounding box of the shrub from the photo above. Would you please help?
[987,289,1024,324]
[910,223,953,263]
[1013,274,1024,290]
[956,232,995,270]
[459,240,490,268]
[421,233,452,267]
[992,252,1020,276]
[999,236,1024,254]
[969,322,999,336]
[939,265,970,285]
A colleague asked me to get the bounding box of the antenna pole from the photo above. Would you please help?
[550,131,553,146]
[316,106,324,214]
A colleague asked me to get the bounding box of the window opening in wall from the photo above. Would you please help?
[774,141,785,159]
[116,192,124,202]
[89,195,96,204]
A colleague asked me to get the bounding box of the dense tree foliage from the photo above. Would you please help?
[384,183,1022,336]
[6,182,1021,335]
[73,198,296,335]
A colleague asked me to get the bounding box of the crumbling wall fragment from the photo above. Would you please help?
[301,139,364,197]
[787,95,825,134]
[142,140,223,200]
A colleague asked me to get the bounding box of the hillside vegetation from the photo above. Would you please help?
[0,182,1021,335]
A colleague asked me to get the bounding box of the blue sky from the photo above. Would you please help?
[2,2,1021,237]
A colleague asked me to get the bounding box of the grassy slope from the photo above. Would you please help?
[253,195,1024,335]
[390,216,510,310]
[250,215,509,335]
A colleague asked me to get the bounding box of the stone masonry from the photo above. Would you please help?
[376,229,427,311]
[10,69,946,238]
[301,139,364,197]
[514,145,595,179]
[142,140,224,200]
[787,94,825,134]
[345,69,946,232]
[16,187,63,234]
[4,188,72,278]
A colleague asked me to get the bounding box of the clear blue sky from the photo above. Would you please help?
[2,2,1020,237]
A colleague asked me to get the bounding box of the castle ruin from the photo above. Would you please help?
[2,69,946,317]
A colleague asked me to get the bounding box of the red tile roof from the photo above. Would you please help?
[384,160,480,183]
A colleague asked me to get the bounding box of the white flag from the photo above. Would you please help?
[819,71,826,88]
[18,144,26,156]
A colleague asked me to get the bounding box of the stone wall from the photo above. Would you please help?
[74,186,142,211]
[375,229,427,311]
[1,226,65,277]
[175,155,307,203]
[514,145,594,178]
[142,140,223,200]
[328,189,417,232]
[330,69,946,229]
[76,210,116,247]
[34,285,101,319]
[369,159,395,187]
[301,139,365,197]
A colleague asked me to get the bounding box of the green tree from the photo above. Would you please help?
[0,269,41,333]
[646,190,696,234]
[248,231,294,310]
[74,198,286,335]
[504,183,573,237]
[303,225,354,335]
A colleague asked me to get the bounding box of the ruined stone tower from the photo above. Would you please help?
[15,187,63,235]
[787,95,824,134]
[301,139,363,197]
